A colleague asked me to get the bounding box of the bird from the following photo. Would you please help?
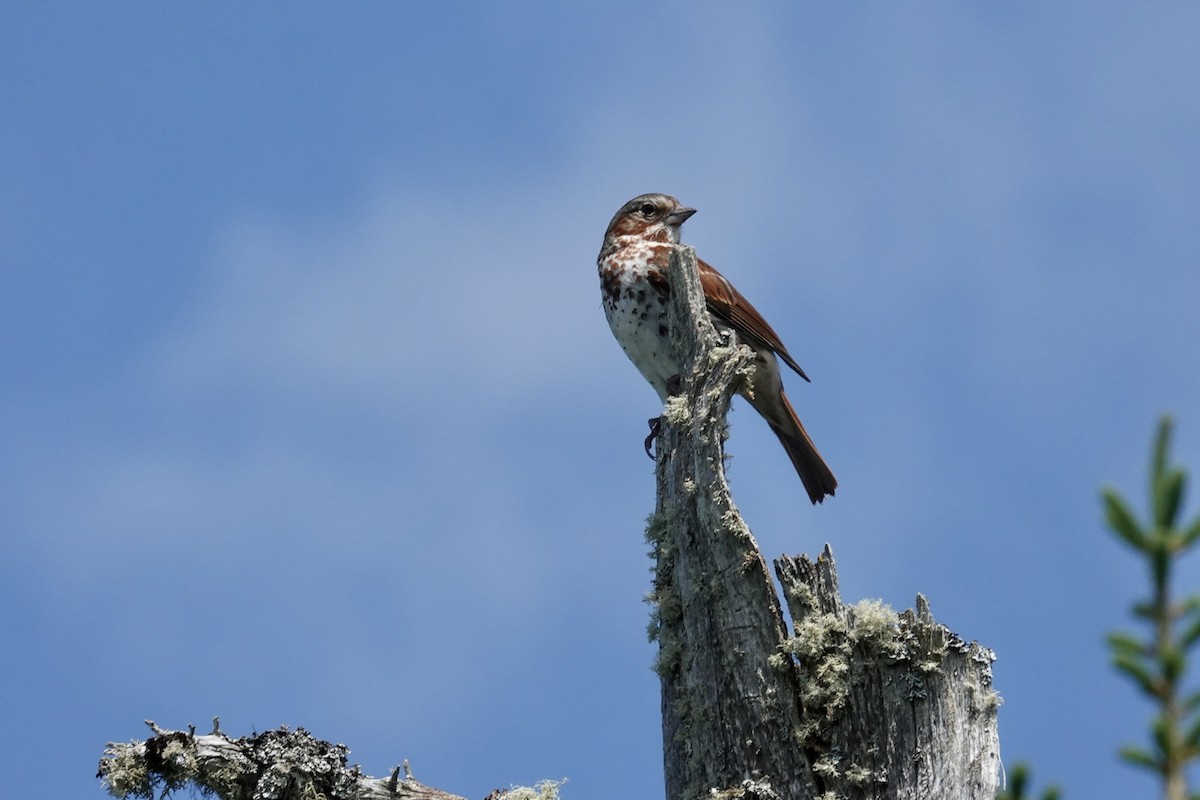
[597,193,837,504]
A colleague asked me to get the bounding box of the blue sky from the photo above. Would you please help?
[3,3,1200,798]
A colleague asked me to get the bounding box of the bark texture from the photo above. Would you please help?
[98,720,470,800]
[648,245,1000,800]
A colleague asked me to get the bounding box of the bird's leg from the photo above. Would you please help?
[645,375,684,459]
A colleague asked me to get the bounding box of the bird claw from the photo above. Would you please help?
[645,376,683,459]
[644,417,662,460]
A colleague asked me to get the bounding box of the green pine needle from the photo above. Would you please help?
[1104,492,1147,550]
[1155,468,1186,530]
[1118,744,1160,772]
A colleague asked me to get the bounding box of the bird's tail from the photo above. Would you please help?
[768,391,838,505]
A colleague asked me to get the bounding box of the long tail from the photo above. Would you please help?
[768,391,837,505]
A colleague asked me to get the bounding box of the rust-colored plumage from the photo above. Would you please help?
[597,193,836,504]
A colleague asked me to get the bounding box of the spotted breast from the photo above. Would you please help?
[598,239,679,401]
[596,193,838,504]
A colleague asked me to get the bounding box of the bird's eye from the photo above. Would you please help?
[639,202,657,216]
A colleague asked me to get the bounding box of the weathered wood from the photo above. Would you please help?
[777,548,1001,799]
[648,245,1000,800]
[98,720,467,800]
[648,245,816,800]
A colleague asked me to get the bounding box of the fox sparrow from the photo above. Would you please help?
[597,193,837,504]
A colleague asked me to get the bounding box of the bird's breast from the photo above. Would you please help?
[599,252,678,400]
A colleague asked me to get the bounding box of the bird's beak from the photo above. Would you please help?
[666,206,697,226]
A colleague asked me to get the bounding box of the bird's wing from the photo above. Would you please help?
[698,258,810,382]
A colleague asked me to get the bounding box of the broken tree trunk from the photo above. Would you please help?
[97,720,470,800]
[646,245,1000,800]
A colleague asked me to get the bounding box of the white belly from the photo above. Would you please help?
[602,269,678,402]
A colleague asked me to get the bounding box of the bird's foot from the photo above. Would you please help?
[645,376,683,459]
[644,417,662,460]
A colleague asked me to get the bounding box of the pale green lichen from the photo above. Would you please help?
[652,633,684,677]
[100,741,153,798]
[796,718,823,743]
[784,612,852,715]
[846,599,910,663]
[658,586,682,624]
[708,778,778,799]
[200,759,250,800]
[644,590,662,642]
[720,509,753,542]
[644,509,672,549]
[708,345,758,391]
[664,394,691,425]
[497,778,567,800]
[707,345,739,365]
[966,670,1003,714]
[812,753,841,779]
[649,585,683,655]
[160,738,197,775]
[784,582,819,616]
[644,508,679,567]
[100,735,202,800]
[845,763,874,785]
[848,599,899,643]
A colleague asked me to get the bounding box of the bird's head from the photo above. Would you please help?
[602,193,697,250]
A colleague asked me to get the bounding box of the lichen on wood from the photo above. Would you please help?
[648,245,1000,800]
[98,720,466,800]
